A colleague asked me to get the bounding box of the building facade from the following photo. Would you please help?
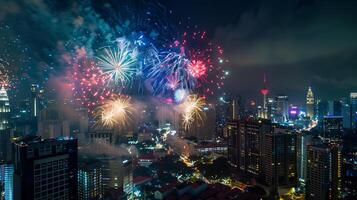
[13,136,78,200]
[306,142,342,200]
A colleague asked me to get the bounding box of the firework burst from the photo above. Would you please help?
[180,94,205,129]
[94,95,134,128]
[97,39,138,86]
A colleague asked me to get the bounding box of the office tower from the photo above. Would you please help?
[0,87,10,131]
[350,93,357,130]
[238,118,271,181]
[306,87,315,118]
[0,164,13,200]
[13,136,78,200]
[306,142,342,200]
[260,75,269,119]
[296,132,313,190]
[341,98,351,129]
[78,158,104,200]
[227,118,271,181]
[122,159,133,200]
[98,157,133,194]
[323,116,343,140]
[263,125,297,187]
[30,84,38,118]
[226,120,239,168]
[274,95,289,123]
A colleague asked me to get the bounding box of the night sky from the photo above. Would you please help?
[1,0,357,105]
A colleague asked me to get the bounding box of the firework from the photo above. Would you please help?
[187,60,206,78]
[97,39,138,86]
[180,94,205,129]
[94,95,133,128]
[67,53,113,111]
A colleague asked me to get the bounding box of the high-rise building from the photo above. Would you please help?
[0,87,10,131]
[78,158,104,200]
[306,142,342,200]
[296,132,313,190]
[260,75,269,119]
[13,136,78,200]
[316,99,328,122]
[229,118,271,181]
[274,95,289,123]
[0,164,13,200]
[341,98,351,129]
[263,125,297,187]
[306,87,315,118]
[30,84,38,118]
[323,116,343,140]
[350,93,357,131]
[227,118,297,188]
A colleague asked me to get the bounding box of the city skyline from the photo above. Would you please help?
[0,0,357,200]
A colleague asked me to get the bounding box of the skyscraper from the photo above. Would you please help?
[350,93,357,131]
[274,95,289,123]
[263,125,297,187]
[13,136,78,200]
[296,132,319,191]
[78,158,104,200]
[306,87,315,118]
[260,75,269,119]
[30,84,38,118]
[306,142,342,200]
[0,164,13,200]
[0,86,10,131]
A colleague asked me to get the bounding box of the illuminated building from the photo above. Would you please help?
[350,93,357,131]
[306,87,315,118]
[227,118,271,181]
[0,164,13,200]
[259,75,269,119]
[306,142,342,200]
[263,125,297,187]
[97,156,133,199]
[288,105,299,121]
[323,116,343,140]
[341,98,351,128]
[78,159,104,200]
[13,136,78,200]
[296,132,313,190]
[227,119,297,187]
[30,84,38,118]
[274,95,289,123]
[0,87,10,131]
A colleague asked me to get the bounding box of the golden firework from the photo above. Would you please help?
[94,95,133,128]
[181,94,205,129]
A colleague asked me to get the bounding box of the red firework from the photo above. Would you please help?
[67,56,113,112]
